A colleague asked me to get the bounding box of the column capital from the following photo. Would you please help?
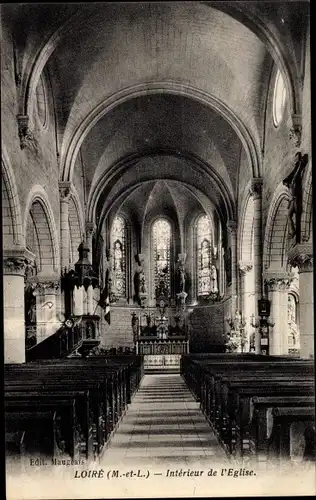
[249,178,263,199]
[239,260,253,276]
[59,181,72,201]
[85,221,96,236]
[17,114,37,151]
[264,271,293,292]
[288,243,313,273]
[289,113,302,149]
[3,248,36,276]
[227,220,237,235]
[32,280,60,296]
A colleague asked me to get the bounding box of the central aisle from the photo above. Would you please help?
[100,374,228,467]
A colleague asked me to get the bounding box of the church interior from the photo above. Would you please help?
[2,2,315,495]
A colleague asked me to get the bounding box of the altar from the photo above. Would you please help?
[132,303,189,372]
[131,253,190,372]
[136,338,189,371]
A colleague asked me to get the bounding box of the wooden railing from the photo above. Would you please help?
[26,317,100,361]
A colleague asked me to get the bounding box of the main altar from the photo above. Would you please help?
[133,306,189,371]
[131,253,189,372]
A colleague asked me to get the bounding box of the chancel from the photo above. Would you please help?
[2,2,315,497]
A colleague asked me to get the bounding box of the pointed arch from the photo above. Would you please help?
[68,187,85,263]
[263,183,290,271]
[23,185,60,273]
[1,148,24,248]
[239,185,255,263]
[301,160,312,243]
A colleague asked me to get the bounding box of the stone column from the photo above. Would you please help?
[59,182,72,273]
[3,249,35,363]
[265,274,292,355]
[239,261,253,351]
[227,220,237,312]
[33,279,60,341]
[288,244,314,358]
[250,178,263,353]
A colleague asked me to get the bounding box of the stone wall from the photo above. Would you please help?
[188,302,228,352]
[1,21,60,238]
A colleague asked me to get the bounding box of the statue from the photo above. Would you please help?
[28,303,37,324]
[134,257,147,305]
[113,241,123,272]
[201,240,210,269]
[179,267,185,292]
[210,265,218,293]
[282,152,308,242]
[176,264,186,294]
[139,269,147,294]
[131,312,139,341]
[156,279,168,299]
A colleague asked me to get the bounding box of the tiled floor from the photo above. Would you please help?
[99,374,228,467]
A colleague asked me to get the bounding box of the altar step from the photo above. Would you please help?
[144,367,180,374]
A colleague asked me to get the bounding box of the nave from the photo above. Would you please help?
[100,374,227,467]
[5,352,315,499]
[2,3,313,498]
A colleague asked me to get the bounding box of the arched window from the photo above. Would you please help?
[273,69,287,127]
[152,219,171,298]
[196,214,218,296]
[288,293,300,354]
[35,75,48,128]
[111,215,126,298]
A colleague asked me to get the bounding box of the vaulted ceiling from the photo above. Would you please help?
[4,1,308,229]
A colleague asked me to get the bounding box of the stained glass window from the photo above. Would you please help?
[111,215,126,298]
[197,214,217,296]
[153,219,171,298]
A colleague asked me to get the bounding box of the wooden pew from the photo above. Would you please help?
[200,363,313,429]
[5,410,58,464]
[4,356,144,462]
[208,369,313,451]
[6,430,26,471]
[5,391,87,459]
[268,407,316,463]
[5,398,79,459]
[249,395,315,463]
[180,354,314,464]
[183,356,313,403]
[5,377,109,458]
[5,362,124,430]
[230,381,314,457]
